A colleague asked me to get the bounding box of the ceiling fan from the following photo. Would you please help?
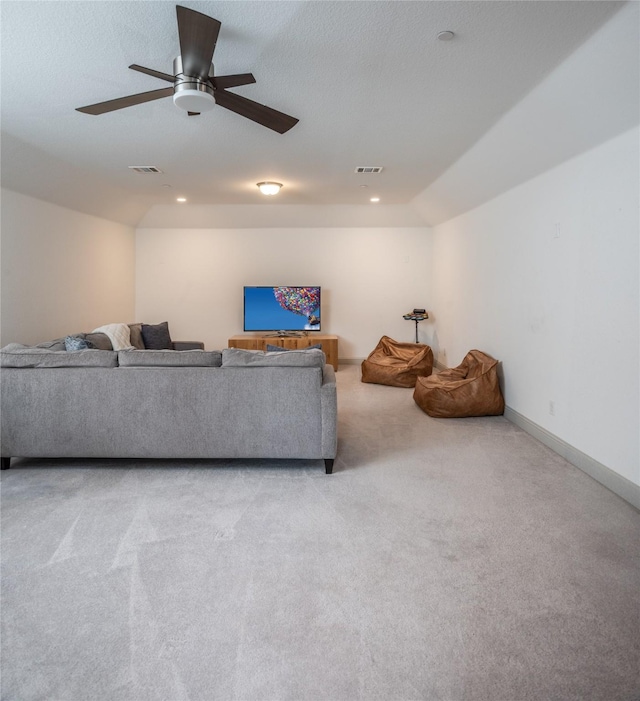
[76,5,299,134]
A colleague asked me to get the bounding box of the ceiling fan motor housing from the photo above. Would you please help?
[172,55,216,112]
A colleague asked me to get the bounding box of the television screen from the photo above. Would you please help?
[244,286,321,332]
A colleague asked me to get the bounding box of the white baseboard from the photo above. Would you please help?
[340,358,638,509]
[504,406,640,511]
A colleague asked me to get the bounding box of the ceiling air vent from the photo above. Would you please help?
[128,166,163,174]
[355,166,383,174]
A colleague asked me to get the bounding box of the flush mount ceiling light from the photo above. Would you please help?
[437,30,455,41]
[257,182,282,196]
[370,197,380,203]
[176,197,187,202]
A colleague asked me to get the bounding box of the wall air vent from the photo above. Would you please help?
[128,166,163,173]
[355,166,383,174]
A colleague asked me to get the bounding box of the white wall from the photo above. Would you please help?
[0,188,136,345]
[138,204,425,229]
[135,226,432,358]
[429,127,640,486]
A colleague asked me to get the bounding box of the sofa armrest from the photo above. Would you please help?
[321,365,338,460]
[172,341,205,351]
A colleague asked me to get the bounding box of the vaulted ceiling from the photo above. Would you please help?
[0,1,630,226]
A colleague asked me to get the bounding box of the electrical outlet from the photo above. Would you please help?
[549,401,555,416]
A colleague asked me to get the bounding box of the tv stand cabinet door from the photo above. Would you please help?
[228,335,338,371]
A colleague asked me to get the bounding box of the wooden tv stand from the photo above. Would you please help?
[228,334,338,371]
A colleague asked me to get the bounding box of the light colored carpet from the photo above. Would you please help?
[1,364,639,701]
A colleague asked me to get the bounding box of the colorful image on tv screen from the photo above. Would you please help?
[244,286,321,331]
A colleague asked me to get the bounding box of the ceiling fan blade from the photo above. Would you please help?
[214,90,299,134]
[176,5,221,79]
[211,73,256,90]
[187,112,200,116]
[76,87,174,115]
[129,64,175,83]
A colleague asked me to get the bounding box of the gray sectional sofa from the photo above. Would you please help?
[0,346,337,474]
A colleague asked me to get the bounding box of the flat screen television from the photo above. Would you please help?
[243,286,321,333]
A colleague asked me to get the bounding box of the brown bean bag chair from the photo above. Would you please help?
[413,349,504,417]
[361,335,433,388]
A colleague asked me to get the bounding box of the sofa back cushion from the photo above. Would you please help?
[1,345,117,368]
[118,349,222,367]
[222,348,325,368]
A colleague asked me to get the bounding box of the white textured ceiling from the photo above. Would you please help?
[0,1,626,225]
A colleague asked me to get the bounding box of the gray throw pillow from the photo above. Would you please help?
[141,321,173,350]
[128,323,145,350]
[84,332,113,350]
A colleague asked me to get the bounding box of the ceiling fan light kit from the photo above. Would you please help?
[173,85,215,113]
[172,56,215,113]
[76,5,298,133]
[257,182,282,196]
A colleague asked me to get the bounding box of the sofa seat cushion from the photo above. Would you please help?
[118,349,222,367]
[222,348,325,368]
[1,345,117,368]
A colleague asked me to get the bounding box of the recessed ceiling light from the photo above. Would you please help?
[176,197,187,203]
[257,182,283,196]
[437,30,455,41]
[370,197,380,203]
